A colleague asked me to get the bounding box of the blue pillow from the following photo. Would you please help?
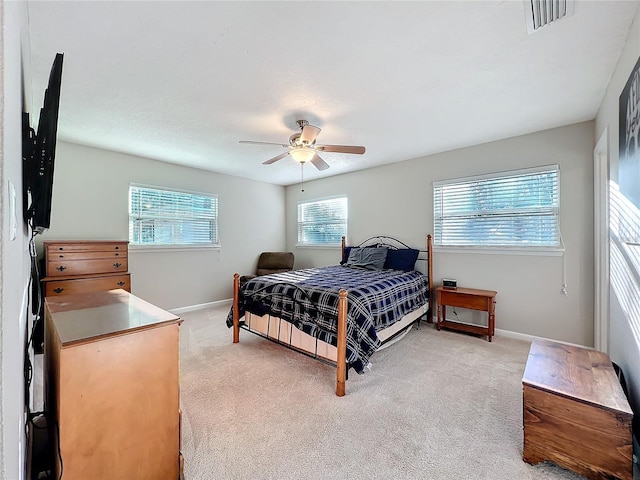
[346,247,388,270]
[384,248,419,272]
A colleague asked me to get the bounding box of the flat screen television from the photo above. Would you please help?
[23,52,63,234]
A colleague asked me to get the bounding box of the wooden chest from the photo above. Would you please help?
[522,339,633,480]
[42,240,131,297]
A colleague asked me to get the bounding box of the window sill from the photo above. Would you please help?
[295,244,342,249]
[433,246,564,256]
[130,244,221,253]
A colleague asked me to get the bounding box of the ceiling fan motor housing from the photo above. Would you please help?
[290,133,317,147]
[289,133,303,146]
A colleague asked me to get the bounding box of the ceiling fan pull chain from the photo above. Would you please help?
[300,162,305,192]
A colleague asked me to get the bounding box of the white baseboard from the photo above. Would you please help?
[424,315,593,350]
[172,307,591,349]
[169,298,232,315]
[494,327,590,349]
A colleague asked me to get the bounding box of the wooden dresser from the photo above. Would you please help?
[522,339,633,480]
[42,240,130,296]
[45,289,183,480]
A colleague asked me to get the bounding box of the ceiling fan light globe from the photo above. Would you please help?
[290,147,315,164]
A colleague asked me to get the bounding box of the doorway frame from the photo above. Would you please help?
[594,127,610,352]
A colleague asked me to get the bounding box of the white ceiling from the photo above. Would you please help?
[26,1,638,186]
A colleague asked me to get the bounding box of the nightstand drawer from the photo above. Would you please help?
[439,291,490,310]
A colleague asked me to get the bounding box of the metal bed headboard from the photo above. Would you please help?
[341,234,433,297]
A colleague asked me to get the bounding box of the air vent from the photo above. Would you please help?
[524,0,574,34]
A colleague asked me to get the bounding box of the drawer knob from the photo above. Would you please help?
[53,287,64,294]
[113,262,122,268]
[56,266,67,272]
[115,252,120,256]
[115,246,120,250]
[58,255,64,258]
[117,281,125,286]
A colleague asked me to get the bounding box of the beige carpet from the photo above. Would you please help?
[178,304,604,480]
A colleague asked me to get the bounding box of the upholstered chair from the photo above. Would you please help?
[239,252,294,286]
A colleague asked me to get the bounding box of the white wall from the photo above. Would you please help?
[286,121,595,346]
[1,1,32,479]
[595,2,640,439]
[40,141,286,310]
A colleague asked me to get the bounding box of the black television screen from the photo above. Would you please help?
[23,52,63,234]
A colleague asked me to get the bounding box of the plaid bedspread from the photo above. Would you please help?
[226,265,430,373]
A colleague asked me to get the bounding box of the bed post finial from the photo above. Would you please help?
[336,289,348,397]
[233,273,240,343]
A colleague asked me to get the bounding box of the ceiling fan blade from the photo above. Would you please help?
[310,154,330,171]
[300,125,321,145]
[240,140,290,148]
[262,151,290,165]
[316,145,366,154]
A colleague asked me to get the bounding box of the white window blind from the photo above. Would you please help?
[297,196,348,246]
[433,165,560,249]
[129,184,219,247]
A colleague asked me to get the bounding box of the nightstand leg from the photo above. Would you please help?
[488,311,495,342]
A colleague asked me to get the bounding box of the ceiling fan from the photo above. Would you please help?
[239,119,366,171]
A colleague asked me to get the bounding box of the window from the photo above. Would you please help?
[129,184,219,247]
[297,196,348,246]
[433,165,560,250]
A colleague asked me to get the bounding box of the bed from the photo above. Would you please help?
[228,235,433,396]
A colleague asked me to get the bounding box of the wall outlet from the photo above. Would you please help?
[442,278,457,289]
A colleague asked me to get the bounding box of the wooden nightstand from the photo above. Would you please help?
[436,286,497,342]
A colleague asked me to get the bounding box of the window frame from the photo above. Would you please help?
[296,195,348,247]
[128,183,220,250]
[432,165,563,255]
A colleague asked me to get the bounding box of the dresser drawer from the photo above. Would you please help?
[47,250,126,262]
[45,274,131,296]
[47,258,129,277]
[46,242,127,255]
